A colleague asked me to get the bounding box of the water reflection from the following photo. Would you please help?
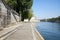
[57,23,60,31]
[36,22,60,40]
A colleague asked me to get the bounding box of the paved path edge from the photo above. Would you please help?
[0,22,21,40]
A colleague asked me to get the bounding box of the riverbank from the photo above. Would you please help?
[34,27,44,40]
[0,22,44,40]
[36,22,60,40]
[31,22,44,40]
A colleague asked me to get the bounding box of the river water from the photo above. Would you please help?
[36,22,60,40]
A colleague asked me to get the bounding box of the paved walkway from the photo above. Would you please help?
[0,22,22,40]
[4,23,34,40]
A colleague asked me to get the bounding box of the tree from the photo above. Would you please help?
[6,0,33,21]
[24,9,33,21]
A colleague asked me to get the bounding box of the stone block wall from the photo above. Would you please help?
[0,1,20,29]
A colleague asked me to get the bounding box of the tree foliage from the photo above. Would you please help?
[6,0,33,21]
[6,0,17,10]
[25,9,33,20]
[40,16,60,22]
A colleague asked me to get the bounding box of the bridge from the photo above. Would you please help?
[0,0,44,40]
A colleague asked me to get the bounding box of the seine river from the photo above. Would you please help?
[36,22,60,40]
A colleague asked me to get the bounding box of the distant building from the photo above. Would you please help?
[30,16,39,22]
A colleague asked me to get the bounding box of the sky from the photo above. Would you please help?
[32,0,60,19]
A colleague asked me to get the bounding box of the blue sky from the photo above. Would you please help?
[32,0,60,19]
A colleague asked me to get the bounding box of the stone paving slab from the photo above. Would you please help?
[0,22,22,40]
[0,22,44,40]
[4,23,34,40]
